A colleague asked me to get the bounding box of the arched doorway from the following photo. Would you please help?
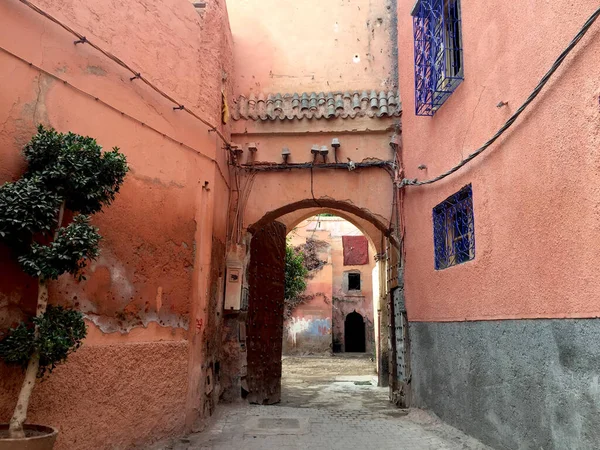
[241,201,397,404]
[344,311,366,352]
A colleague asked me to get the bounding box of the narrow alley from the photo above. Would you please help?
[154,357,490,450]
[1,0,600,449]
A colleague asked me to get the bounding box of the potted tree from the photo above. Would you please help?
[0,126,128,449]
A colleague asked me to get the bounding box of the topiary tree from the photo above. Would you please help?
[0,126,128,439]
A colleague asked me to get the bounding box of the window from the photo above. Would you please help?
[348,273,361,291]
[412,0,464,116]
[433,184,474,269]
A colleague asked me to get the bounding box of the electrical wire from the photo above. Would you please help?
[0,46,231,189]
[309,166,322,207]
[17,0,231,146]
[241,160,396,179]
[402,5,600,187]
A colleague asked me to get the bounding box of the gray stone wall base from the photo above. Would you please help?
[410,319,600,450]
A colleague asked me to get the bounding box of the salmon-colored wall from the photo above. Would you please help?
[398,1,600,322]
[326,220,376,353]
[228,0,396,95]
[227,0,401,242]
[284,217,376,354]
[285,224,334,354]
[0,0,233,447]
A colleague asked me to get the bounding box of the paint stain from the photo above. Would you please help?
[86,65,107,76]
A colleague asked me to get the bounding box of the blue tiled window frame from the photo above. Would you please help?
[433,184,474,270]
[412,0,464,116]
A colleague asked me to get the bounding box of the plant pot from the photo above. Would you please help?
[0,424,58,450]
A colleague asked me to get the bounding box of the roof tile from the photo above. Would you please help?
[233,89,402,122]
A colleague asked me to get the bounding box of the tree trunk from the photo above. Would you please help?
[8,202,64,438]
[8,282,48,438]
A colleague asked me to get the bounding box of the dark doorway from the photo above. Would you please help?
[344,311,366,352]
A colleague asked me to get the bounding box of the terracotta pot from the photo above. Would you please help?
[0,424,58,450]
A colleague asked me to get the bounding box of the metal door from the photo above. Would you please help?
[246,221,286,404]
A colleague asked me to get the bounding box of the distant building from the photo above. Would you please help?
[284,217,376,356]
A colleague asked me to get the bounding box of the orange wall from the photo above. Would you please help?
[227,0,400,241]
[398,1,600,322]
[228,0,396,95]
[0,0,233,447]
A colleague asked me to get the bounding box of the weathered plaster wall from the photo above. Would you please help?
[397,1,600,448]
[228,0,397,95]
[327,220,376,354]
[0,342,188,449]
[228,0,401,245]
[284,218,376,355]
[398,1,600,322]
[285,225,333,354]
[411,320,600,450]
[0,0,233,447]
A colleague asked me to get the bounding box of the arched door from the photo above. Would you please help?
[344,311,366,352]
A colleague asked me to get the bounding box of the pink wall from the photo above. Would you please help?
[397,1,600,322]
[227,0,395,95]
[0,0,233,447]
[227,0,400,244]
[284,217,376,354]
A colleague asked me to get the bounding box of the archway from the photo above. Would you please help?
[344,311,366,352]
[242,201,394,404]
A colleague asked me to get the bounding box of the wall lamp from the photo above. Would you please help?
[311,144,320,163]
[319,145,329,162]
[281,147,291,164]
[229,143,243,164]
[331,138,341,162]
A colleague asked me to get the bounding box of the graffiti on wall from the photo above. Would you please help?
[286,317,332,347]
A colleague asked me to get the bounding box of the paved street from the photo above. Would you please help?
[155,356,490,450]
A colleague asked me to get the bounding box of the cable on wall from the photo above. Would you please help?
[402,5,600,187]
[0,46,231,189]
[16,0,231,147]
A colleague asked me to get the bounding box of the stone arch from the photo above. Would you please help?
[246,198,398,253]
[242,197,397,404]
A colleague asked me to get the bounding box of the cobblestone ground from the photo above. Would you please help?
[153,356,490,450]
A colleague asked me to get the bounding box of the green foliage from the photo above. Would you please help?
[0,125,128,281]
[23,126,128,215]
[18,215,101,281]
[284,242,308,301]
[0,176,61,248]
[0,125,127,380]
[0,306,87,377]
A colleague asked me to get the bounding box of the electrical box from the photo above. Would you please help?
[224,254,244,311]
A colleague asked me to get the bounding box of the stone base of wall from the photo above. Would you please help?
[410,319,600,450]
[0,340,189,450]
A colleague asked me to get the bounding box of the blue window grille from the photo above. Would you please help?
[412,0,464,116]
[433,184,474,270]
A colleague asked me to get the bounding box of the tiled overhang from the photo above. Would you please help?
[232,90,401,121]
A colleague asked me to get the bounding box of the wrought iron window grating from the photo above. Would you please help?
[433,184,474,270]
[412,0,464,116]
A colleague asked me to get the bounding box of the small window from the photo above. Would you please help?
[348,273,361,291]
[412,0,464,116]
[433,184,474,270]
